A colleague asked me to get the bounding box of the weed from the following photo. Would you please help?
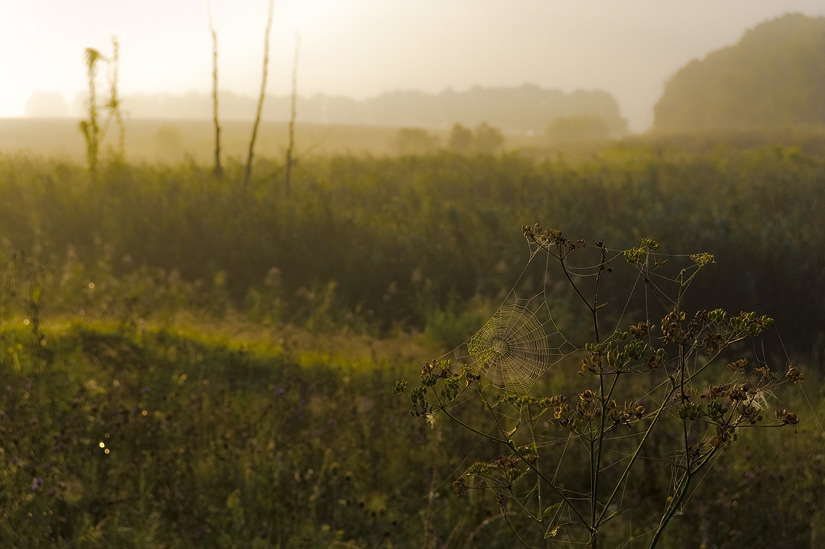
[398,226,805,547]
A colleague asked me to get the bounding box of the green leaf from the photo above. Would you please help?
[543,502,562,518]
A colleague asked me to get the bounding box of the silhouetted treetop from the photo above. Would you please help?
[654,13,825,132]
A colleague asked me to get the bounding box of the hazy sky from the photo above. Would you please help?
[2,0,825,132]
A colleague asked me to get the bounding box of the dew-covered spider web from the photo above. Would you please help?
[467,302,556,392]
[439,236,580,394]
[415,226,825,547]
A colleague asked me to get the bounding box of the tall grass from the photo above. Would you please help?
[1,141,824,546]
[1,145,823,354]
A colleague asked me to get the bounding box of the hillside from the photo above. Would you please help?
[653,13,825,132]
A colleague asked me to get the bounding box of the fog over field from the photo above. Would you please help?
[3,0,825,131]
[4,2,825,547]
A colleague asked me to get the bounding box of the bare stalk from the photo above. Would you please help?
[244,0,274,188]
[79,48,102,177]
[208,4,223,179]
[106,35,125,164]
[284,32,301,197]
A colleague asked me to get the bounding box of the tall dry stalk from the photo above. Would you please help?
[207,4,223,179]
[105,35,125,164]
[244,0,274,188]
[79,48,102,177]
[284,33,301,197]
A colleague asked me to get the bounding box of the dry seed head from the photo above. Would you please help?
[785,365,805,384]
[775,409,799,426]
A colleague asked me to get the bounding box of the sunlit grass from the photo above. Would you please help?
[1,136,824,546]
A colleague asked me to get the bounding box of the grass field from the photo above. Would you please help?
[1,121,824,546]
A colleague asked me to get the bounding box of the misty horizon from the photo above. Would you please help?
[19,84,629,133]
[3,1,825,133]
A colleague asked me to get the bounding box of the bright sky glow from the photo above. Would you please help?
[1,0,824,131]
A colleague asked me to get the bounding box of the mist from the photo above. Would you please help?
[3,0,825,131]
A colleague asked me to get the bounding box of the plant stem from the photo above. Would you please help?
[244,0,273,188]
[648,446,719,548]
[207,4,223,179]
[437,399,589,528]
[284,32,300,197]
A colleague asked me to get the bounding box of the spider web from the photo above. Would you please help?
[423,229,822,546]
[442,246,578,394]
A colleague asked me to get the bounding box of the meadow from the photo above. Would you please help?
[1,125,824,547]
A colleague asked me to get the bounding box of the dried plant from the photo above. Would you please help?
[244,0,274,188]
[207,4,223,180]
[78,47,102,176]
[397,225,804,548]
[284,32,301,197]
[78,35,125,175]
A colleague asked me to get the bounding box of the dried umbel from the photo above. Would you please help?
[396,227,804,548]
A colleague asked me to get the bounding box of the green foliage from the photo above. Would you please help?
[2,142,825,354]
[1,139,824,546]
[423,300,487,350]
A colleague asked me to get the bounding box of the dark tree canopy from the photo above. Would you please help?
[653,13,825,132]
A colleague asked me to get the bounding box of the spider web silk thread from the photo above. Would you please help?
[442,241,576,394]
[467,303,552,392]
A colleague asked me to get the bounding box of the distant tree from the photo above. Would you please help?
[473,122,504,154]
[546,115,612,143]
[24,90,69,117]
[448,123,473,153]
[396,128,438,155]
[654,13,825,132]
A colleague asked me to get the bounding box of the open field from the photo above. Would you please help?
[1,129,825,546]
[0,117,565,164]
[1,118,414,163]
[4,117,825,165]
